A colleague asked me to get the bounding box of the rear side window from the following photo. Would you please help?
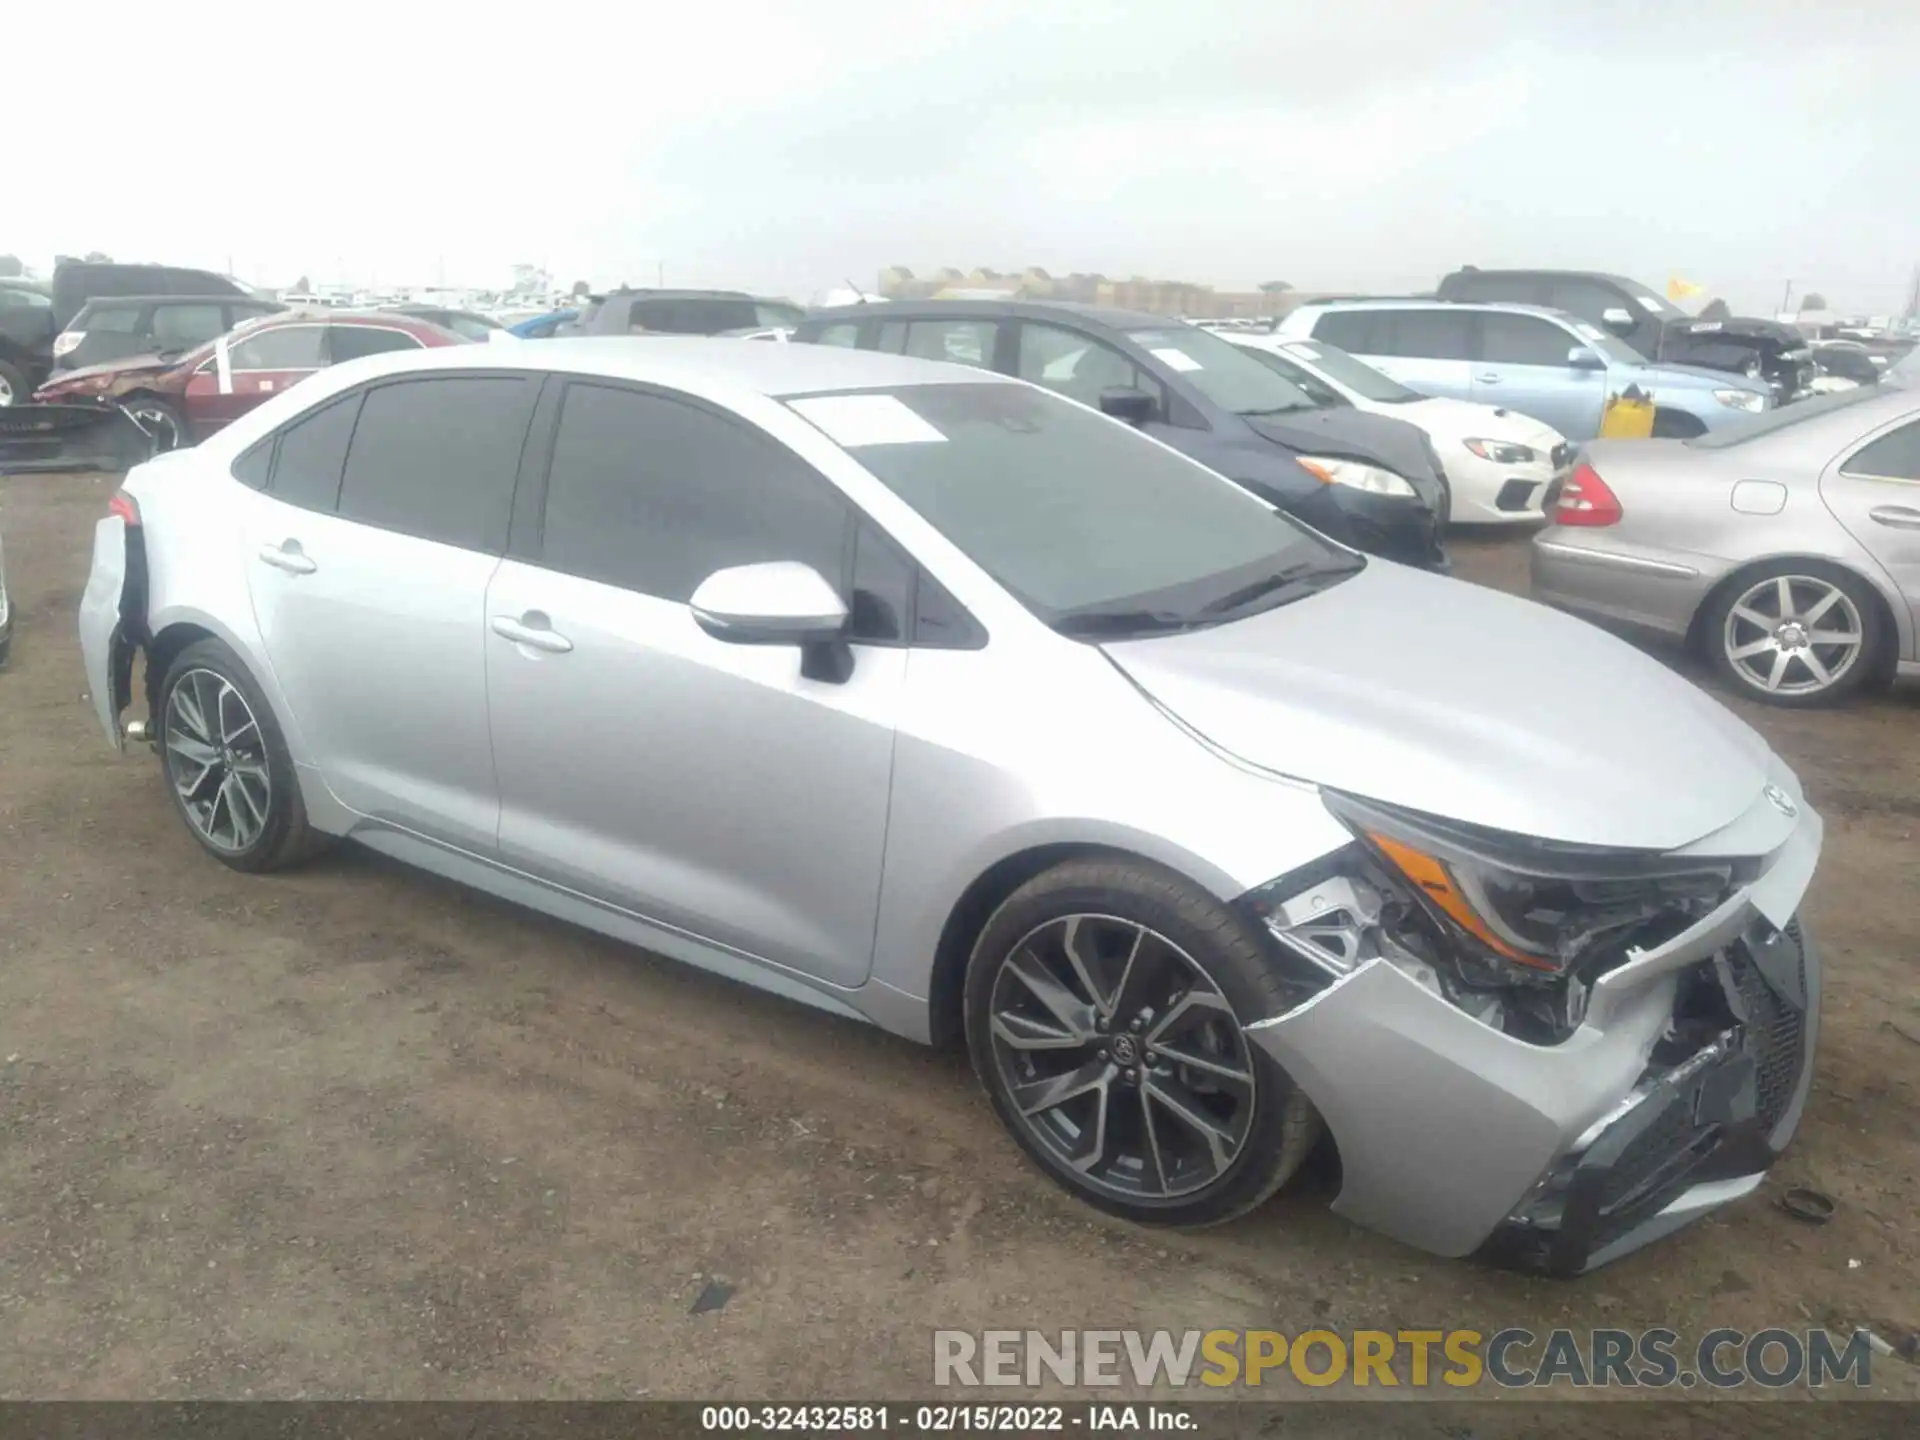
[1310,310,1379,352]
[268,393,361,513]
[1478,312,1575,366]
[335,377,533,552]
[1373,310,1473,361]
[329,325,423,362]
[230,326,326,370]
[1841,419,1920,481]
[151,303,228,348]
[538,383,849,603]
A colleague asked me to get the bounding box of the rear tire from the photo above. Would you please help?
[156,638,330,871]
[1700,558,1884,708]
[122,394,189,453]
[964,856,1320,1227]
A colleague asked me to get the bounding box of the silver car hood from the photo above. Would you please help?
[1102,563,1775,852]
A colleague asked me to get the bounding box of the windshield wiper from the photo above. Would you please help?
[1237,404,1316,416]
[1199,556,1366,617]
[1052,609,1218,639]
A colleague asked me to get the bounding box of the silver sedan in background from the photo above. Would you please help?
[1533,372,1920,706]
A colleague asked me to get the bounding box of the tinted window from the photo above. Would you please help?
[1842,420,1920,480]
[1233,346,1347,407]
[329,325,423,362]
[813,323,860,348]
[232,438,274,490]
[151,303,227,348]
[1479,312,1576,366]
[1374,310,1473,361]
[1310,310,1378,352]
[0,285,51,310]
[902,320,996,369]
[540,383,849,602]
[849,521,912,644]
[335,377,531,550]
[1018,323,1158,409]
[268,394,360,512]
[755,302,807,327]
[78,306,142,333]
[230,325,326,369]
[437,313,499,342]
[630,298,755,334]
[876,320,909,354]
[1543,278,1633,328]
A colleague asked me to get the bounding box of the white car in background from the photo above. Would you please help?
[1228,335,1573,525]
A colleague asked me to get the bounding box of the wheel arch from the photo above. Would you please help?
[142,606,313,763]
[1686,552,1904,685]
[1650,407,1707,439]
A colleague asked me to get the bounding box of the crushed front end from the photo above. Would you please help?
[1235,783,1821,1274]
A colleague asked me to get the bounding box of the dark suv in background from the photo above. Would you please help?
[1436,267,1814,403]
[54,295,285,373]
[792,299,1450,568]
[559,289,808,337]
[0,277,55,405]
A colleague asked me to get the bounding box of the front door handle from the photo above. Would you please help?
[1476,372,1502,384]
[258,540,316,575]
[491,612,574,653]
[1868,504,1920,531]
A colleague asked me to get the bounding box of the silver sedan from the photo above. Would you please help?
[1532,375,1920,706]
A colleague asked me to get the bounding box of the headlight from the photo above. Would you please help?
[1712,388,1767,412]
[1463,438,1536,464]
[1296,456,1416,497]
[1322,792,1737,984]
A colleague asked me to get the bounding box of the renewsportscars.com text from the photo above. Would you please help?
[933,1327,1875,1390]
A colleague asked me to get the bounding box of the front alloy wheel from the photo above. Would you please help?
[966,858,1320,1226]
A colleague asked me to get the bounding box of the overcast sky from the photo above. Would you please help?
[10,1,1918,313]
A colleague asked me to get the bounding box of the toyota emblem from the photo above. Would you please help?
[1763,784,1799,819]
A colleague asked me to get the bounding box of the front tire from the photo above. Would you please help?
[1700,559,1884,707]
[156,638,328,871]
[964,857,1320,1227]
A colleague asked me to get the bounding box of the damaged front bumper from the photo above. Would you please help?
[1242,807,1822,1274]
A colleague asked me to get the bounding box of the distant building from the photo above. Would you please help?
[877,266,1291,319]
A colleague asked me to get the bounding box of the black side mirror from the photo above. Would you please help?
[1097,386,1156,425]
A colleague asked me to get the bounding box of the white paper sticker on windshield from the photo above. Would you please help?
[1150,347,1204,372]
[789,394,947,447]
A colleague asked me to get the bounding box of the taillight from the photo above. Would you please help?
[52,331,83,357]
[1555,461,1622,527]
[108,492,140,526]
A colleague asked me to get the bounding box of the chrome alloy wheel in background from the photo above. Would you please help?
[163,668,272,852]
[985,913,1258,1202]
[1721,573,1865,697]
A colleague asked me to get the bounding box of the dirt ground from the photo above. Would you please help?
[1,470,1915,1409]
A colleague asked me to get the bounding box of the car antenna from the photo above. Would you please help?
[846,278,866,305]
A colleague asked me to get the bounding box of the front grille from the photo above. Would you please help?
[1730,922,1808,1132]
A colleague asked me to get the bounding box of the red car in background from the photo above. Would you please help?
[30,310,468,453]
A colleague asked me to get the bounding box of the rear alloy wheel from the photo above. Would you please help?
[157,638,329,871]
[966,858,1320,1226]
[1704,561,1882,707]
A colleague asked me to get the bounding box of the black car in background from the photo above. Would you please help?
[54,294,285,373]
[382,303,507,342]
[792,300,1450,568]
[1436,267,1815,403]
[0,277,55,406]
[559,289,808,337]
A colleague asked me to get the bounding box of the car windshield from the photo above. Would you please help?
[1277,340,1421,403]
[1122,324,1322,415]
[786,383,1355,632]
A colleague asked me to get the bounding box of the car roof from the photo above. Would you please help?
[802,298,1173,330]
[601,288,757,301]
[74,293,278,309]
[1446,268,1646,289]
[316,335,1008,397]
[1296,297,1582,323]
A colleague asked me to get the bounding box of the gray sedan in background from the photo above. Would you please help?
[1533,376,1920,706]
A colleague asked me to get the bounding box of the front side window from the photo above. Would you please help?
[1279,340,1420,403]
[901,320,997,369]
[787,383,1341,623]
[334,377,532,550]
[230,325,326,370]
[329,325,423,362]
[151,303,227,349]
[0,285,51,310]
[1017,323,1163,411]
[1478,312,1577,366]
[539,383,849,603]
[268,393,361,513]
[1543,278,1635,329]
[813,322,861,348]
[78,306,142,334]
[1124,325,1320,416]
[1841,419,1920,481]
[1231,346,1347,407]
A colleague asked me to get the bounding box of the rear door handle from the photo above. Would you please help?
[258,541,316,575]
[1476,372,1502,384]
[491,612,573,653]
[1868,504,1920,530]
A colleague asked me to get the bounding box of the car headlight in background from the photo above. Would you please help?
[1712,388,1768,412]
[1463,438,1537,464]
[1296,456,1416,497]
[51,332,84,357]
